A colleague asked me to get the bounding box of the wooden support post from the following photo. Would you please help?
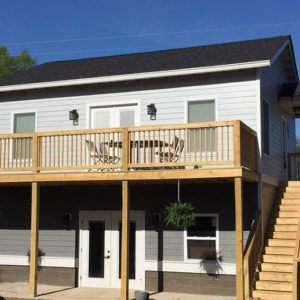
[122,129,129,172]
[234,120,241,168]
[235,177,244,300]
[29,182,40,297]
[121,180,129,300]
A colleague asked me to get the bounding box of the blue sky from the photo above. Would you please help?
[1,0,300,135]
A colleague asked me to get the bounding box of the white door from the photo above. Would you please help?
[91,105,138,129]
[79,210,145,289]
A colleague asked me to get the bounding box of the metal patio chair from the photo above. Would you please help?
[86,140,119,171]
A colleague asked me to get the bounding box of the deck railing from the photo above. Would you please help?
[0,120,257,173]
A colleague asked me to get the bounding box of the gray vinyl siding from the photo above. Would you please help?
[260,52,296,180]
[0,183,257,269]
[0,230,75,257]
[0,70,258,134]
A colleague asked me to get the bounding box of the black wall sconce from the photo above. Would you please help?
[62,212,72,228]
[151,212,161,228]
[69,109,79,125]
[147,103,157,120]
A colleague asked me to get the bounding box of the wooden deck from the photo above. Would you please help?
[0,120,258,183]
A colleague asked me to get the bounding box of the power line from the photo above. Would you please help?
[3,20,300,46]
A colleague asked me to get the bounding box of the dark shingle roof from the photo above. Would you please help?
[0,36,291,87]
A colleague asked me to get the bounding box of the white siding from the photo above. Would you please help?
[0,71,258,134]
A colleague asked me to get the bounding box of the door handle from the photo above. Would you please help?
[104,255,110,259]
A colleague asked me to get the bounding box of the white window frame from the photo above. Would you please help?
[184,213,219,262]
[262,98,270,156]
[184,97,218,124]
[11,109,38,134]
[10,110,37,163]
[87,100,141,129]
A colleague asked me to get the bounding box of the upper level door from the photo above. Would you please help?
[91,105,138,129]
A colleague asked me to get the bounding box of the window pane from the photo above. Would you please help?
[14,113,35,133]
[93,110,110,128]
[187,240,216,259]
[188,101,215,152]
[188,101,215,123]
[120,110,135,127]
[13,113,35,159]
[187,216,216,237]
[263,101,270,155]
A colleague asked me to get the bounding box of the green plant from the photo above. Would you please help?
[165,202,196,228]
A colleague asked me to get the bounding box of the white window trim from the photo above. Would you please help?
[184,213,219,262]
[86,100,141,129]
[11,109,38,134]
[262,98,270,157]
[184,97,218,124]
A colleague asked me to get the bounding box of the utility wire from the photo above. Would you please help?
[2,20,300,46]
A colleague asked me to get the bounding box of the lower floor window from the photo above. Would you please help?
[185,214,218,260]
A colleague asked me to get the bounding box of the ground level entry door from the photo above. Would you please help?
[79,211,145,289]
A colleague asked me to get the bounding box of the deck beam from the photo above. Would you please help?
[0,167,258,184]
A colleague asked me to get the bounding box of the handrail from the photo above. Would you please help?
[288,153,300,181]
[244,210,262,300]
[0,120,258,173]
[292,211,300,300]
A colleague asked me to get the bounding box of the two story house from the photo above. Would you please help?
[0,36,299,300]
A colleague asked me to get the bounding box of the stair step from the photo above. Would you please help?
[283,192,300,198]
[252,290,292,300]
[255,280,292,291]
[258,271,293,282]
[266,239,296,247]
[286,186,300,192]
[260,263,293,272]
[278,211,299,218]
[265,246,294,255]
[271,217,299,225]
[288,181,300,187]
[273,224,298,232]
[263,254,293,264]
[268,231,297,239]
[279,204,300,211]
[282,198,300,204]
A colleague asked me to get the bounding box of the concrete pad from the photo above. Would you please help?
[0,283,236,300]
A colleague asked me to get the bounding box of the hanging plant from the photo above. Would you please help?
[165,179,196,228]
[165,202,196,228]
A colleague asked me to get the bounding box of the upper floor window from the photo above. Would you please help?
[13,112,36,159]
[13,112,36,133]
[187,100,216,152]
[263,100,270,155]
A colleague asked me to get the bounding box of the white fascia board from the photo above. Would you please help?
[0,60,270,93]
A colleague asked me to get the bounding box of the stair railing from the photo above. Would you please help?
[292,211,300,300]
[244,210,262,300]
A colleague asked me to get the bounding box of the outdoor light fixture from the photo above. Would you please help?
[147,103,157,120]
[69,109,79,125]
[62,212,72,228]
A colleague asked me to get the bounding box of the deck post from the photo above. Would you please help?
[235,177,244,300]
[121,180,130,300]
[29,182,40,296]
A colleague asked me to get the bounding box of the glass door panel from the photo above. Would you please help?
[88,221,105,278]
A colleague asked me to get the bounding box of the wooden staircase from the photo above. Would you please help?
[251,182,300,300]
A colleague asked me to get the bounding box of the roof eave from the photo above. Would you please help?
[0,60,271,93]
